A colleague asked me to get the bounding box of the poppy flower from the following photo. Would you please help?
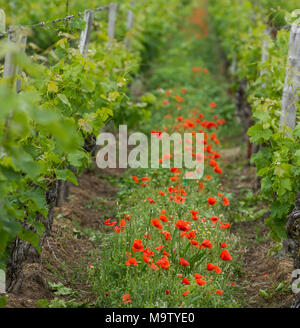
[190,210,198,216]
[120,219,127,227]
[196,278,206,286]
[159,215,168,223]
[181,88,187,93]
[179,257,190,266]
[163,250,170,257]
[165,289,170,295]
[163,99,169,105]
[175,95,185,103]
[125,257,138,266]
[162,209,167,214]
[210,216,219,223]
[210,102,217,108]
[186,230,196,239]
[208,197,217,206]
[151,218,163,230]
[175,220,191,232]
[124,214,131,221]
[183,290,190,296]
[214,265,222,274]
[160,230,171,241]
[216,289,224,295]
[220,242,227,248]
[220,222,231,229]
[182,277,190,285]
[190,240,199,246]
[114,226,123,233]
[158,191,165,196]
[200,240,212,249]
[148,263,159,271]
[156,256,170,270]
[220,249,232,261]
[155,245,164,251]
[222,197,230,206]
[132,239,143,252]
[209,159,218,167]
[207,263,215,271]
[147,197,156,204]
[122,294,132,303]
[104,219,117,226]
[194,273,203,279]
[214,166,223,174]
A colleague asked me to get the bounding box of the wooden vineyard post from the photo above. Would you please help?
[0,9,5,35]
[107,3,117,47]
[124,2,135,48]
[79,9,94,56]
[15,34,27,93]
[280,24,300,130]
[3,26,17,81]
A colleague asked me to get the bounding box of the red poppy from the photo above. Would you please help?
[220,242,227,248]
[175,220,191,232]
[122,294,132,303]
[104,219,117,226]
[114,226,123,233]
[163,99,169,105]
[155,245,164,251]
[159,215,168,223]
[124,214,131,221]
[132,239,143,252]
[196,278,206,286]
[147,197,156,204]
[208,197,217,206]
[210,216,219,223]
[156,256,170,270]
[182,277,190,285]
[158,191,165,196]
[210,102,217,108]
[179,257,190,266]
[200,240,212,249]
[207,263,215,271]
[151,218,163,230]
[160,230,171,241]
[183,290,190,296]
[120,219,127,227]
[216,289,224,295]
[125,257,138,266]
[194,273,203,279]
[214,166,223,174]
[175,95,185,103]
[165,289,170,295]
[214,265,222,274]
[220,249,232,261]
[222,197,230,206]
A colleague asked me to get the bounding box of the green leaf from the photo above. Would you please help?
[0,296,7,308]
[19,229,39,248]
[57,93,71,107]
[56,169,78,185]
